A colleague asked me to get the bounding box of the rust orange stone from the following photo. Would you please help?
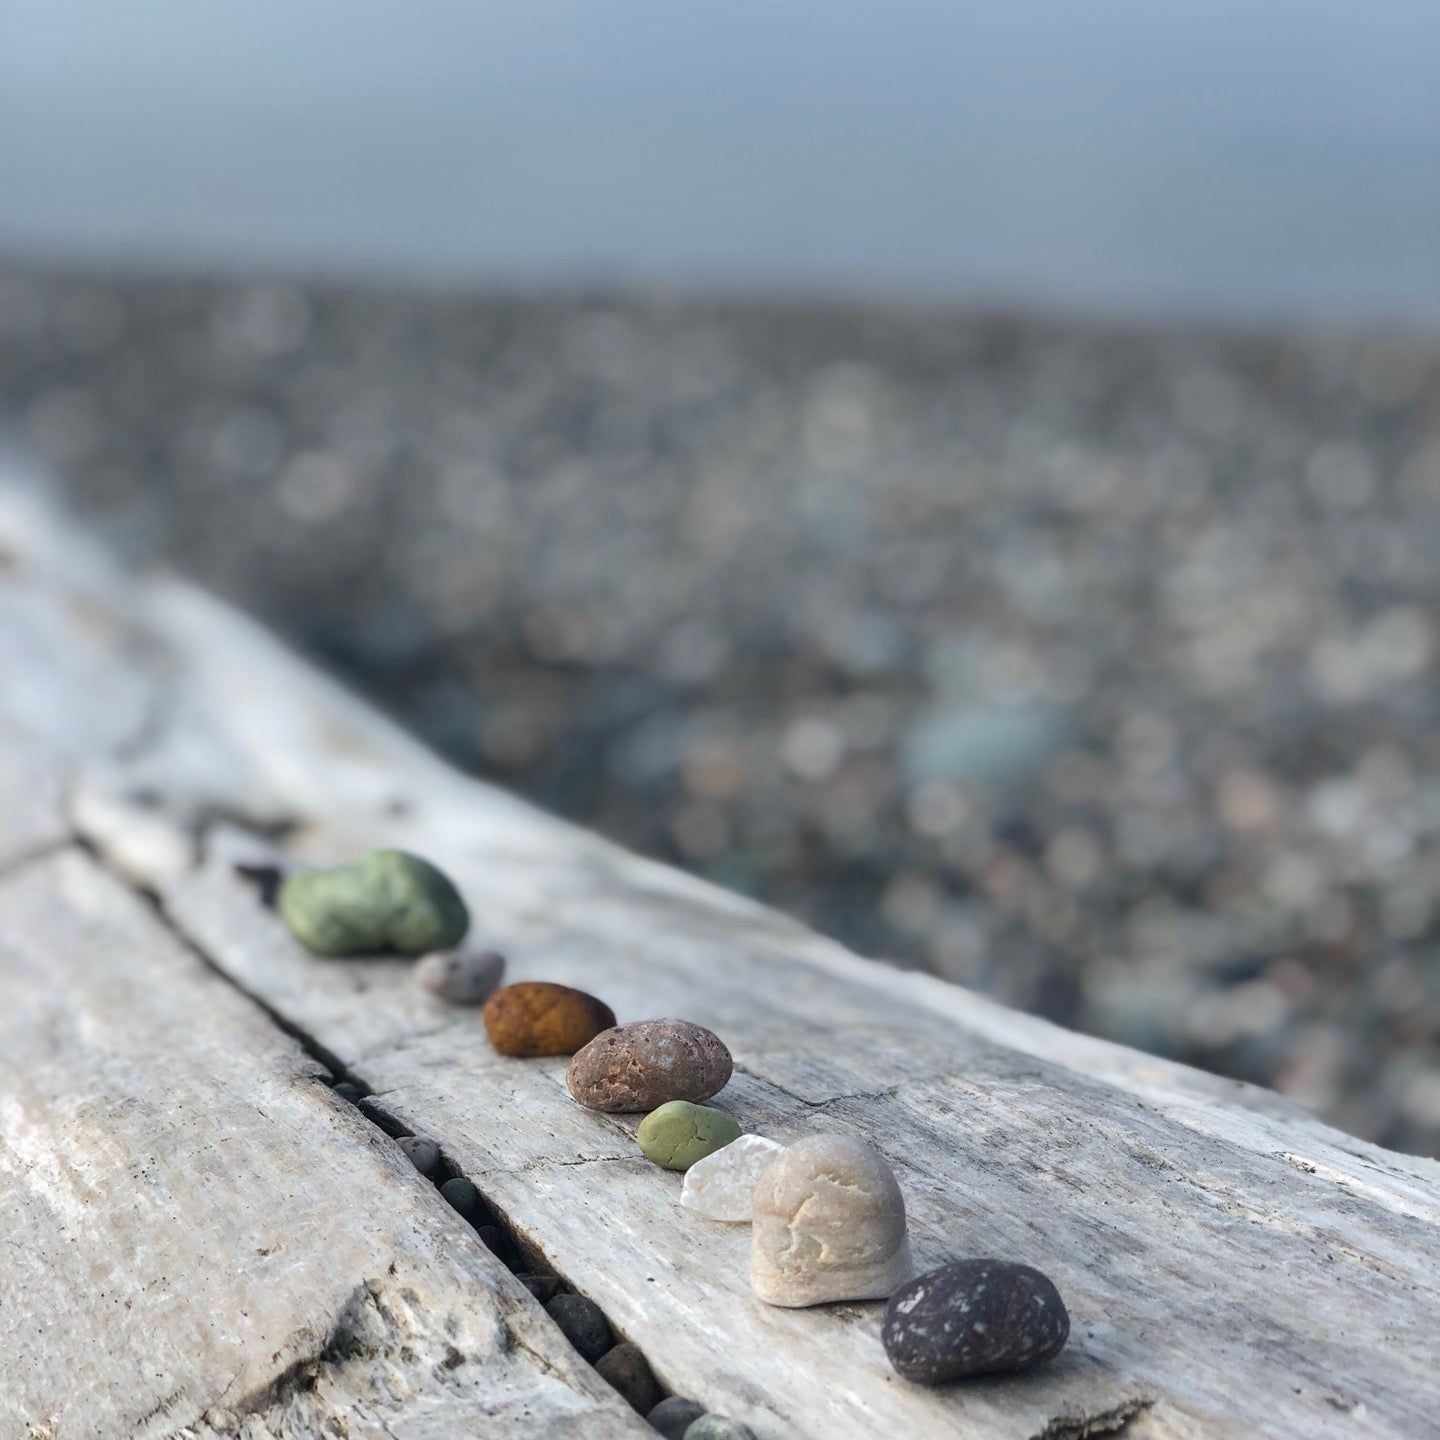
[482,981,617,1057]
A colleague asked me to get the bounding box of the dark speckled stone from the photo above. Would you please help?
[882,1259,1069,1383]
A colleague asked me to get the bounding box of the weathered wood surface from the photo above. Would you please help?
[2,484,1439,1440]
[0,848,647,1440]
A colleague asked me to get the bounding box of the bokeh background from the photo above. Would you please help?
[5,2,1440,1153]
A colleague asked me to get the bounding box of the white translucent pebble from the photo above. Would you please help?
[680,1134,785,1222]
[750,1133,913,1307]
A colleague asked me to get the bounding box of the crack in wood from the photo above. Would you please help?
[1032,1394,1155,1440]
[737,1066,904,1112]
[108,864,360,1089]
[227,1280,383,1419]
[473,1154,636,1181]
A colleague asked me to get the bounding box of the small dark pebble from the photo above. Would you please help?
[517,1273,563,1303]
[331,1081,364,1103]
[684,1418,757,1440]
[882,1259,1069,1383]
[397,1135,442,1179]
[545,1293,612,1361]
[647,1397,705,1438]
[594,1341,660,1414]
[415,947,506,1005]
[440,1176,482,1220]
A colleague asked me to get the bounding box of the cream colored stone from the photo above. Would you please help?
[750,1134,913,1307]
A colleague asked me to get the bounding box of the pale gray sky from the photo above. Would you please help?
[3,0,1438,322]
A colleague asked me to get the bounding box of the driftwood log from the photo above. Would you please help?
[1,484,1438,1440]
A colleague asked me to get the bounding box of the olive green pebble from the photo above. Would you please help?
[636,1101,742,1172]
[277,850,469,956]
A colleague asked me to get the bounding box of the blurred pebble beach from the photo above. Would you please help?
[5,267,1440,1155]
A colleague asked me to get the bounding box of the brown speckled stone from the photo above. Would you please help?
[483,982,616,1057]
[882,1259,1069,1383]
[565,1020,732,1113]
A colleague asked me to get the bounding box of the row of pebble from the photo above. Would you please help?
[284,853,750,1437]
[280,851,1070,1414]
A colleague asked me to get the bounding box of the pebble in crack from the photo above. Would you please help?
[517,1273,563,1303]
[882,1259,1069,1383]
[484,981,617,1057]
[751,1134,913,1307]
[545,1293,612,1360]
[414,947,505,1004]
[684,1418,758,1440]
[397,1135,442,1179]
[648,1397,705,1438]
[682,1134,784,1222]
[440,1176,483,1221]
[566,1020,732,1112]
[277,850,468,955]
[594,1341,660,1413]
[637,1101,742,1171]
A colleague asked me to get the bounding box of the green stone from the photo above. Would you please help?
[277,850,469,956]
[636,1101,742,1172]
